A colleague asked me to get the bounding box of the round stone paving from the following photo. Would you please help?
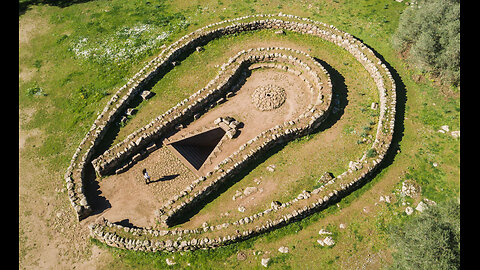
[251,84,287,111]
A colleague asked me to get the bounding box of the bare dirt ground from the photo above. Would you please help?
[19,112,115,269]
[88,146,197,227]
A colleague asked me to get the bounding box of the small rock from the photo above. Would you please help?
[226,128,238,139]
[237,251,247,261]
[261,258,270,267]
[238,206,246,213]
[278,246,289,253]
[266,164,276,172]
[405,206,414,215]
[233,190,243,200]
[451,130,460,138]
[415,201,428,212]
[317,239,325,246]
[339,223,346,229]
[271,201,282,209]
[323,236,335,246]
[79,197,88,206]
[126,108,137,116]
[166,258,176,266]
[371,102,378,110]
[243,186,258,196]
[318,229,332,235]
[140,90,154,100]
[423,198,437,206]
[401,181,418,198]
[385,195,391,203]
[214,117,223,125]
[318,172,334,184]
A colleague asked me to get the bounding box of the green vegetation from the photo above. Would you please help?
[392,0,460,86]
[19,0,460,269]
[388,198,460,269]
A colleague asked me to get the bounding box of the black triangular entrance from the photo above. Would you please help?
[170,127,226,170]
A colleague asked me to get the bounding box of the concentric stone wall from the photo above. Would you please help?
[64,14,396,252]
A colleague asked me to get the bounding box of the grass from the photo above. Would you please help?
[19,0,459,269]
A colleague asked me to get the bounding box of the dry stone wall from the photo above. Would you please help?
[65,13,396,252]
[154,47,331,226]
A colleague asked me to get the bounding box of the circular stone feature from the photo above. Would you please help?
[251,84,287,111]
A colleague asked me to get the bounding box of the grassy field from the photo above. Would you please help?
[19,0,459,269]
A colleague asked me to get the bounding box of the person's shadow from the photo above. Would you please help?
[148,174,179,184]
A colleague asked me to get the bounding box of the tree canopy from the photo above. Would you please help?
[392,0,460,86]
[389,198,460,269]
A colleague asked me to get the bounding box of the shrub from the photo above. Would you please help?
[388,198,460,269]
[392,0,460,86]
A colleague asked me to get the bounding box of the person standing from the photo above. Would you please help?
[142,168,151,184]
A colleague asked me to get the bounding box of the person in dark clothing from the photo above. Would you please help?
[142,168,151,184]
